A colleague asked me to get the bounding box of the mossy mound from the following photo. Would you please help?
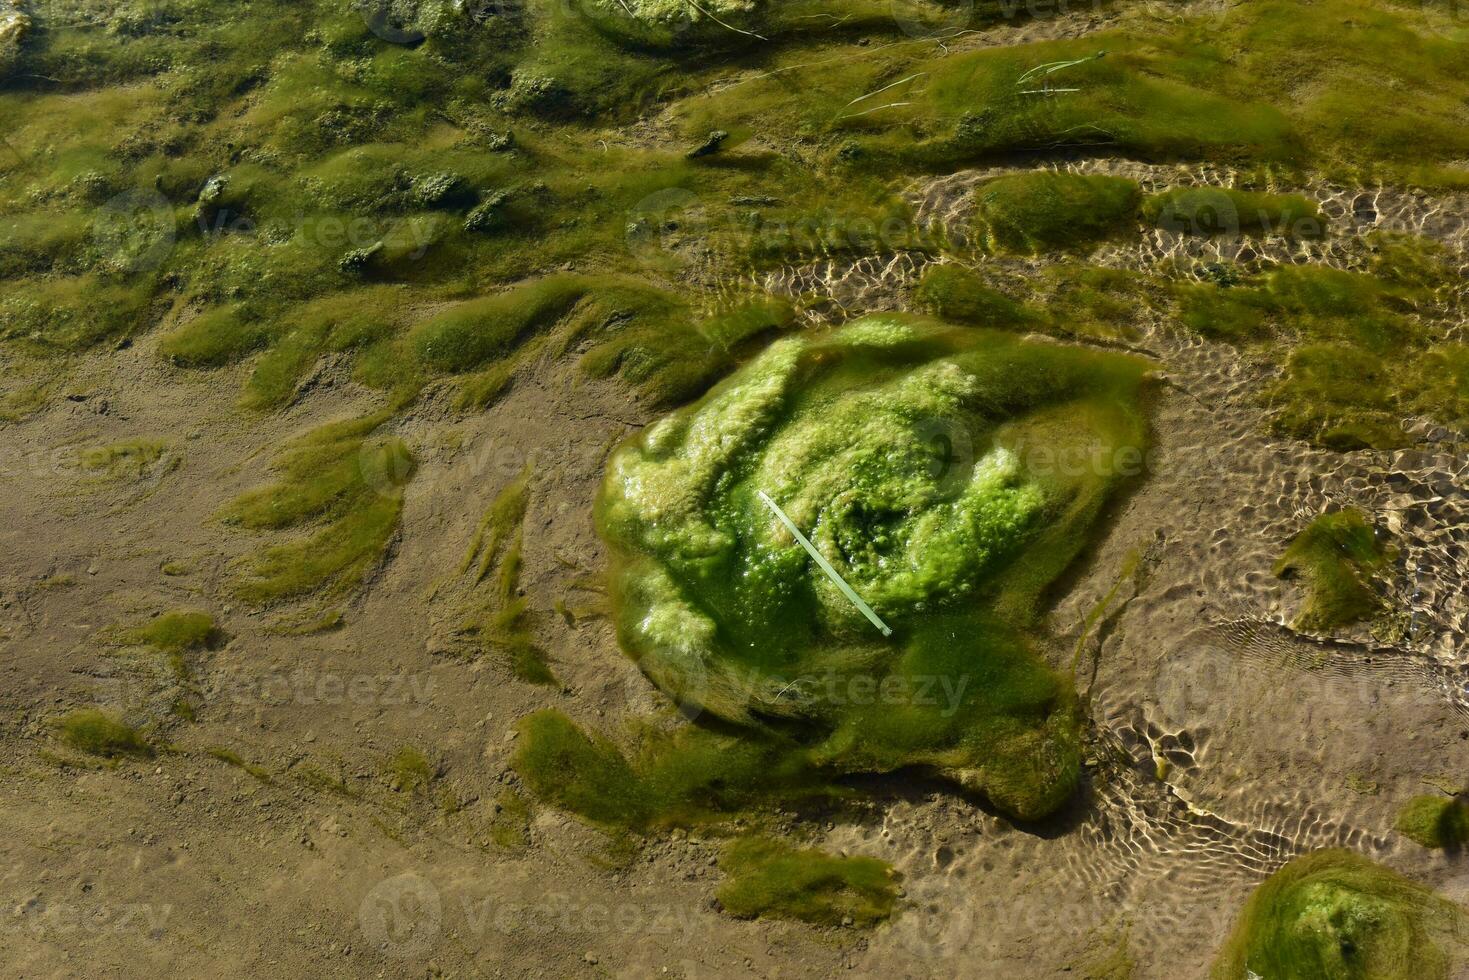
[1212,850,1466,980]
[971,172,1141,255]
[124,610,219,652]
[51,709,153,760]
[1274,509,1391,632]
[717,836,898,927]
[0,4,28,78]
[1396,795,1469,851]
[590,315,1151,820]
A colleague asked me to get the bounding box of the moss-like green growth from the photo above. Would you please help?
[242,286,409,411]
[513,710,833,831]
[205,746,273,783]
[971,172,1141,255]
[1212,850,1465,980]
[159,305,271,368]
[387,746,438,794]
[410,276,589,374]
[489,788,533,849]
[222,412,415,602]
[717,836,898,928]
[462,466,531,583]
[458,466,556,685]
[52,709,153,760]
[1175,282,1277,342]
[124,610,219,652]
[1143,187,1325,238]
[578,316,1150,821]
[1176,261,1464,450]
[912,265,1040,330]
[581,293,795,408]
[0,276,156,354]
[1274,509,1391,632]
[1395,795,1469,851]
[577,0,767,50]
[78,440,176,481]
[1038,264,1157,342]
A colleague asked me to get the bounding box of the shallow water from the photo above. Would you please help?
[731,161,1469,974]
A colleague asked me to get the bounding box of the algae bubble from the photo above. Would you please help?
[597,315,1151,820]
[1213,850,1468,980]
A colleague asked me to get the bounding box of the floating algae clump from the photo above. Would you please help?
[593,315,1151,820]
[1213,850,1467,980]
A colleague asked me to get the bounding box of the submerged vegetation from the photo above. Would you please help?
[971,172,1140,255]
[717,836,898,927]
[220,412,415,603]
[1274,509,1392,633]
[514,315,1153,825]
[1143,187,1325,239]
[5,0,1468,960]
[1396,794,1469,851]
[1178,257,1468,449]
[1212,850,1466,980]
[454,465,556,685]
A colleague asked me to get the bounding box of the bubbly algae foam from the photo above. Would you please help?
[598,315,1151,820]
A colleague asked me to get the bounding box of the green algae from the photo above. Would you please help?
[913,265,1042,331]
[513,709,833,831]
[971,172,1141,255]
[449,465,556,684]
[1212,850,1466,980]
[205,746,273,783]
[1143,187,1325,238]
[572,315,1150,822]
[221,412,416,603]
[52,709,153,761]
[1274,509,1391,633]
[1176,261,1465,450]
[1395,795,1469,851]
[78,439,175,481]
[123,610,219,653]
[717,836,898,928]
[386,746,438,794]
